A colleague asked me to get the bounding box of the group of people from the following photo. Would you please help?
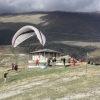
[62,57,82,66]
[35,56,82,67]
[35,57,82,67]
[3,63,18,84]
[3,57,83,83]
[47,57,56,66]
[12,63,18,72]
[35,57,57,67]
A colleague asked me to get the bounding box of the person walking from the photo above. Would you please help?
[4,71,9,83]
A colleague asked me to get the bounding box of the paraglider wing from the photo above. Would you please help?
[12,25,46,47]
[37,31,46,46]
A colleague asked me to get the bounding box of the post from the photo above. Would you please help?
[86,52,89,73]
[86,59,87,73]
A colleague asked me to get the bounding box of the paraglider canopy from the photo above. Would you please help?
[12,25,46,48]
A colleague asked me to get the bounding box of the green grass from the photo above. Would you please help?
[0,65,100,100]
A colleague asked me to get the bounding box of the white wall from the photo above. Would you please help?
[31,52,60,62]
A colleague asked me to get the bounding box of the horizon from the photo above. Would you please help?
[0,0,100,14]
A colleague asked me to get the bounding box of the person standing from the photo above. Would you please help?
[14,64,18,72]
[71,57,75,66]
[11,63,15,70]
[62,58,66,66]
[47,58,50,66]
[36,59,39,66]
[4,71,9,83]
[53,57,56,66]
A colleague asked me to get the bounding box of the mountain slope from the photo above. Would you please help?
[0,11,100,61]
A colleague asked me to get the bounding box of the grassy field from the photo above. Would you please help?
[0,64,100,100]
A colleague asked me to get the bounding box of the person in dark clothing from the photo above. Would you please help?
[47,58,50,66]
[4,72,9,83]
[88,60,90,64]
[62,58,66,66]
[14,64,18,72]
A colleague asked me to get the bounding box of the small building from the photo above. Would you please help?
[29,49,61,63]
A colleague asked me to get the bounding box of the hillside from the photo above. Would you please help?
[0,11,100,61]
[0,65,100,99]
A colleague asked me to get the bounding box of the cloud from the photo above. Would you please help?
[0,0,100,14]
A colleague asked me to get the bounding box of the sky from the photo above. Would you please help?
[0,0,100,14]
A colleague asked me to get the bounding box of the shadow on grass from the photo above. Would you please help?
[65,65,71,68]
